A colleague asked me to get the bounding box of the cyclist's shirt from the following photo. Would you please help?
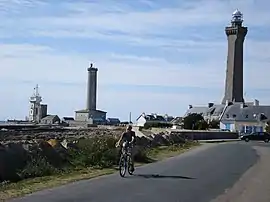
[122,130,136,143]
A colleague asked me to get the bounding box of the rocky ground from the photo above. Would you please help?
[0,127,124,142]
[0,126,187,183]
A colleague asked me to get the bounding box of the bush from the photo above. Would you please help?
[68,136,118,168]
[144,122,172,129]
[265,122,270,133]
[11,135,195,182]
[17,153,59,179]
[183,113,209,130]
[134,148,152,163]
[196,120,209,130]
[209,120,220,129]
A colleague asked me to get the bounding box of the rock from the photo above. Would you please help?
[135,136,151,148]
[169,133,186,144]
[0,143,27,182]
[151,133,170,147]
[39,140,68,168]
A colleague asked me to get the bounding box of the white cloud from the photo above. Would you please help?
[0,43,224,88]
[0,41,269,89]
[1,0,270,120]
[1,0,270,39]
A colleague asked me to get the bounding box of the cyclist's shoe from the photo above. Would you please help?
[130,165,135,172]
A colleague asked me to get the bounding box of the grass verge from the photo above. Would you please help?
[0,141,200,200]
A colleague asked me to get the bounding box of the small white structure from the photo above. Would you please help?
[136,112,173,127]
[40,115,60,125]
[28,84,47,123]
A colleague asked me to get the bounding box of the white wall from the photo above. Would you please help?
[235,121,266,133]
[220,122,235,131]
[136,116,146,127]
[75,112,88,122]
[220,121,266,133]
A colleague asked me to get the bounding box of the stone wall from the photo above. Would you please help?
[170,130,239,140]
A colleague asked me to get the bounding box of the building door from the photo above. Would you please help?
[259,126,263,132]
[253,126,257,132]
[225,123,230,130]
[247,126,252,134]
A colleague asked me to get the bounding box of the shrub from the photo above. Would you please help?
[143,122,172,129]
[134,148,152,163]
[68,136,118,168]
[17,153,59,179]
[209,120,220,129]
[183,113,209,130]
[196,120,209,130]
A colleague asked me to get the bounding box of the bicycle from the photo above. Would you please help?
[118,141,134,177]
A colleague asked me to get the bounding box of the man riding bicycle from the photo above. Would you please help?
[115,125,136,172]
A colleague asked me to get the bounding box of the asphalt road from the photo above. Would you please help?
[10,142,263,202]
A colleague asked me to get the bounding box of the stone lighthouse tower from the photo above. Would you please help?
[222,9,248,104]
[86,63,98,111]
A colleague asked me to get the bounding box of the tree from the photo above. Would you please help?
[183,113,208,130]
[196,120,209,130]
[209,120,220,129]
[265,122,270,133]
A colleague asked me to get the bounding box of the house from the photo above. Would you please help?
[61,117,75,126]
[171,117,183,125]
[75,109,107,124]
[170,116,184,129]
[219,101,270,133]
[106,118,121,125]
[164,114,174,122]
[184,103,226,121]
[136,113,173,127]
[62,117,74,122]
[184,105,209,117]
[183,99,270,133]
[40,115,60,125]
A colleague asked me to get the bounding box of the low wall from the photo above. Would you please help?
[170,130,239,140]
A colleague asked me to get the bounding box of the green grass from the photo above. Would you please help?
[147,142,200,160]
[0,168,115,201]
[0,141,200,201]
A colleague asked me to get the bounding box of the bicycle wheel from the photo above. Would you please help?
[119,154,127,177]
[127,155,134,175]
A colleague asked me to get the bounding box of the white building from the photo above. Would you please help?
[136,113,174,127]
[28,84,47,123]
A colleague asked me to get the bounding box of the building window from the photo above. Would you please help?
[245,115,249,118]
[226,114,229,118]
[233,114,236,118]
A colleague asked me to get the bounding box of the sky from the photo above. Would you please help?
[1,0,270,122]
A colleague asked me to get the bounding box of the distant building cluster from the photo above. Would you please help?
[134,10,270,134]
[181,9,270,134]
[23,63,122,126]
